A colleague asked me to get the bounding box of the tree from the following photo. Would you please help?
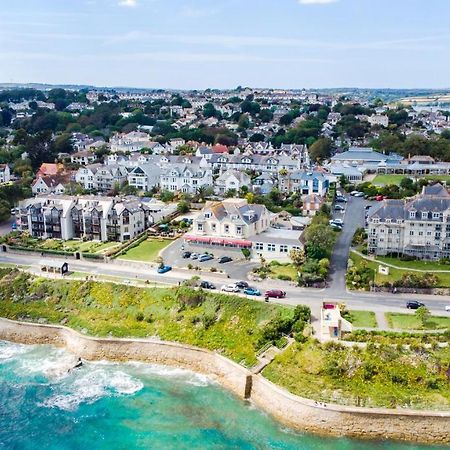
[237,114,250,130]
[0,199,10,222]
[160,190,175,202]
[309,138,332,162]
[177,200,190,214]
[258,109,273,123]
[289,248,306,267]
[415,306,431,328]
[304,224,335,259]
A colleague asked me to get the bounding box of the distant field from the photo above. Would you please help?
[372,174,450,186]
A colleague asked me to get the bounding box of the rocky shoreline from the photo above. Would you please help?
[0,316,449,445]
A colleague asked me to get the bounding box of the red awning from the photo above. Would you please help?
[184,235,211,243]
[210,238,224,244]
[222,238,252,247]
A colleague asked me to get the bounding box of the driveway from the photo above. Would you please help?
[0,216,14,236]
[328,195,371,294]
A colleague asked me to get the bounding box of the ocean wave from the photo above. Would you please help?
[41,368,143,411]
[0,341,30,361]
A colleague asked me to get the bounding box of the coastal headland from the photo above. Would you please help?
[0,316,448,445]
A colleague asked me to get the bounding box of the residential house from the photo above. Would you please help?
[75,164,128,192]
[0,164,11,183]
[70,150,97,166]
[127,164,162,192]
[31,174,72,195]
[214,169,251,195]
[160,164,212,194]
[302,194,325,216]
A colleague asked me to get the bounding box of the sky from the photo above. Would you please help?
[0,0,449,90]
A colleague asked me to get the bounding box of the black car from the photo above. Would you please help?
[200,281,216,289]
[218,256,233,264]
[406,300,425,309]
[182,251,192,258]
[235,281,249,289]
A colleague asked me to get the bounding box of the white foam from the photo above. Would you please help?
[0,341,29,361]
[42,368,143,411]
[18,348,79,379]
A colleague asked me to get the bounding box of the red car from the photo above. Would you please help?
[375,195,384,201]
[264,289,286,299]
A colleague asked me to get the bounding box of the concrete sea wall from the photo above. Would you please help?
[0,317,448,445]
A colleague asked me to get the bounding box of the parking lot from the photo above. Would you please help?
[160,238,258,279]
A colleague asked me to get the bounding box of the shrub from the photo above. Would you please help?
[277,274,292,281]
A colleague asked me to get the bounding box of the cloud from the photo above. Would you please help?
[118,0,137,7]
[179,6,220,18]
[298,0,338,4]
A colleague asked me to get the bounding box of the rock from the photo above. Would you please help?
[60,318,68,325]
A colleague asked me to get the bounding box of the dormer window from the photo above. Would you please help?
[409,211,416,219]
[433,212,440,219]
[422,211,428,219]
[205,213,211,219]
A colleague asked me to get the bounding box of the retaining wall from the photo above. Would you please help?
[0,317,448,445]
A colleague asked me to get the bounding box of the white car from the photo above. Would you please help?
[221,284,240,293]
[190,253,199,259]
[445,305,450,312]
[330,218,343,225]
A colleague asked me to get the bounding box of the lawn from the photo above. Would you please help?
[386,313,450,330]
[118,239,174,262]
[372,174,408,186]
[347,310,377,328]
[372,174,450,186]
[0,269,293,366]
[263,341,450,410]
[268,262,298,281]
[377,255,450,272]
[349,251,450,288]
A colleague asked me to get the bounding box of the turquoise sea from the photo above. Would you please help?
[0,340,444,450]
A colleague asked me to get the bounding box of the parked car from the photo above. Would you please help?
[235,281,249,289]
[445,305,450,312]
[190,253,199,259]
[218,256,233,264]
[334,204,345,211]
[244,287,261,296]
[329,219,343,226]
[264,289,286,299]
[198,254,214,262]
[375,195,384,201]
[330,223,343,231]
[365,204,372,210]
[157,265,172,274]
[182,251,192,258]
[406,300,425,309]
[221,284,240,293]
[11,223,16,230]
[335,196,347,203]
[200,281,216,289]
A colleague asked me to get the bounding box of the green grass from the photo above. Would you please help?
[349,251,450,288]
[0,269,292,366]
[386,313,450,330]
[372,174,407,186]
[268,262,298,281]
[118,239,174,262]
[372,174,450,187]
[263,341,450,410]
[377,256,450,272]
[347,310,377,328]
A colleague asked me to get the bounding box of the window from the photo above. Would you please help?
[433,212,440,219]
[268,243,276,252]
[280,245,288,253]
[224,224,229,233]
[410,231,414,236]
[236,226,242,235]
[255,242,263,250]
[409,211,416,219]
[211,223,216,232]
[197,223,203,231]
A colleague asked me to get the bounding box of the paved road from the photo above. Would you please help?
[1,251,449,318]
[328,195,369,294]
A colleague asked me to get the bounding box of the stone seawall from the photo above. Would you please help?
[0,317,449,445]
